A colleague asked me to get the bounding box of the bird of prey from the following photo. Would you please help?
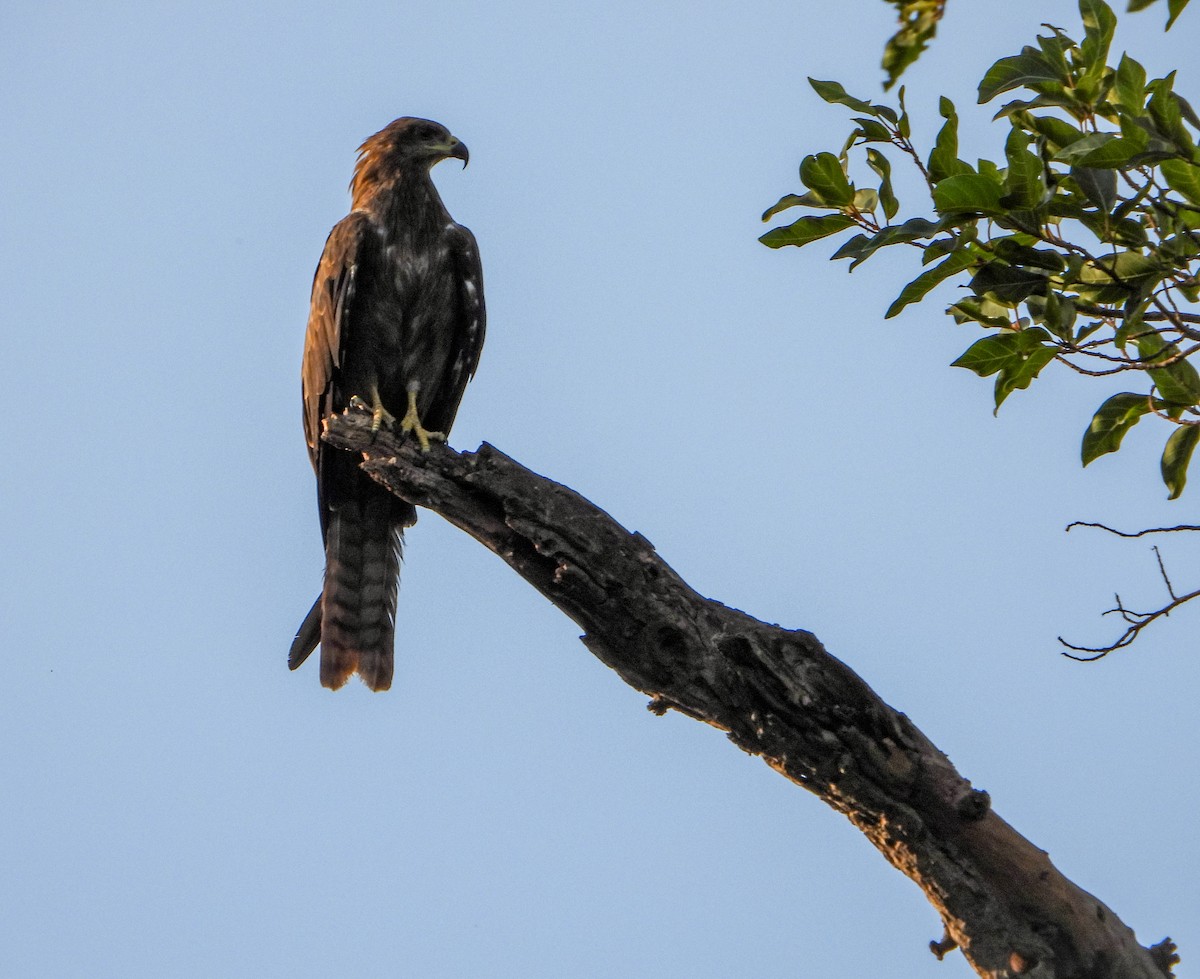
[288,117,486,691]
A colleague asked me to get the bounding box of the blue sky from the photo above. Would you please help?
[3,1,1198,976]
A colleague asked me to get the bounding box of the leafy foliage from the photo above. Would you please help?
[764,0,1200,497]
[1126,0,1190,29]
[881,1,946,90]
[878,0,1188,91]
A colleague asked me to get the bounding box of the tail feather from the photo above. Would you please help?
[288,597,322,671]
[319,494,402,691]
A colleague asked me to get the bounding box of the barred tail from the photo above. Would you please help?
[288,493,406,692]
[320,494,402,690]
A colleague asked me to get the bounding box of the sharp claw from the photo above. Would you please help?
[349,391,396,433]
[399,390,445,452]
[349,390,445,450]
[370,405,396,433]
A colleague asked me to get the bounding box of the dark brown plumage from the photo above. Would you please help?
[289,117,485,691]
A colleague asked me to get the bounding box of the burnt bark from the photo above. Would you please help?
[325,407,1177,979]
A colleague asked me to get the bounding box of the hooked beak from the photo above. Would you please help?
[449,137,469,168]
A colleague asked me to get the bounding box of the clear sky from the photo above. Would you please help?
[3,1,1197,976]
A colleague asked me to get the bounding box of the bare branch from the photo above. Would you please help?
[1156,545,1179,601]
[1073,302,1200,327]
[1059,546,1200,660]
[1065,521,1200,537]
[323,406,1175,979]
[1054,357,1148,377]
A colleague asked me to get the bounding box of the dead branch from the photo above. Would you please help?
[1066,521,1200,538]
[1061,524,1200,658]
[324,406,1176,979]
[1059,546,1200,660]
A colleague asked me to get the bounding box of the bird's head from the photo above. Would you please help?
[351,117,468,203]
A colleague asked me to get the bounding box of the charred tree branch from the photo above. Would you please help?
[324,406,1175,979]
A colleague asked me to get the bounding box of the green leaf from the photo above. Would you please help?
[952,333,1022,376]
[1161,159,1200,205]
[830,216,942,268]
[759,213,855,249]
[761,194,812,222]
[1082,137,1152,168]
[828,233,871,263]
[921,236,957,264]
[1024,113,1087,152]
[1078,251,1165,301]
[928,98,973,182]
[854,188,880,213]
[991,238,1066,272]
[853,117,893,142]
[1036,31,1074,79]
[995,339,1057,407]
[1176,93,1200,129]
[1055,130,1150,169]
[866,148,899,220]
[1077,211,1150,247]
[1114,301,1148,349]
[881,0,946,90]
[885,250,976,318]
[951,328,1057,409]
[1114,53,1147,112]
[1052,132,1116,163]
[949,296,1014,328]
[799,152,854,207]
[1134,0,1193,29]
[1137,331,1200,405]
[1162,424,1200,498]
[1082,392,1153,464]
[1079,0,1117,83]
[932,172,1005,216]
[1147,74,1192,150]
[808,78,872,113]
[1046,190,1089,222]
[1071,166,1119,211]
[969,262,1049,303]
[1040,290,1078,341]
[995,93,1091,120]
[1120,109,1172,146]
[1002,125,1045,208]
[978,47,1065,103]
[978,158,1001,182]
[1160,230,1200,264]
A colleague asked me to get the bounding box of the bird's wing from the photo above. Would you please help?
[302,210,380,541]
[302,210,375,469]
[440,222,487,407]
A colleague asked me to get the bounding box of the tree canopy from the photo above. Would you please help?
[767,0,1200,655]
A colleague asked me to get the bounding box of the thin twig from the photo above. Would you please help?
[1065,521,1200,538]
[1059,546,1200,659]
[1054,358,1146,377]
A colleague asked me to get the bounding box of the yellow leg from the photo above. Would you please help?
[369,390,396,434]
[399,389,446,452]
[349,390,397,433]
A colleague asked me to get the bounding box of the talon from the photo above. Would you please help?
[371,404,396,433]
[360,388,395,433]
[400,389,445,452]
